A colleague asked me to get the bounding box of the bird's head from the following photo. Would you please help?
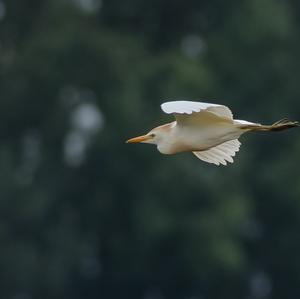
[126,122,175,154]
[126,128,162,145]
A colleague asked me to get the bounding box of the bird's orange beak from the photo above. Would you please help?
[126,135,151,143]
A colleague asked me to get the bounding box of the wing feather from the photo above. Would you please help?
[193,139,241,166]
[161,100,233,120]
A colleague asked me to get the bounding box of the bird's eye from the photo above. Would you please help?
[150,133,156,138]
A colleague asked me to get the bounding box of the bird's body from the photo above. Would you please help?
[127,100,298,166]
[153,121,239,154]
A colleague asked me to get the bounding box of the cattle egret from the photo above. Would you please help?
[126,101,298,166]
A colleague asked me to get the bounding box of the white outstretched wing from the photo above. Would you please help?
[193,139,241,166]
[161,100,233,123]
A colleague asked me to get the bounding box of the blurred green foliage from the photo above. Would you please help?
[0,0,300,298]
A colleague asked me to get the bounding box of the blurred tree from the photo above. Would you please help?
[0,0,300,299]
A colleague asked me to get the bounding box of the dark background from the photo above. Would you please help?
[1,0,300,298]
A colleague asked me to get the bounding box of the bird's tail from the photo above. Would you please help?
[241,118,299,132]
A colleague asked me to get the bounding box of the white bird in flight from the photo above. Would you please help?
[126,100,298,166]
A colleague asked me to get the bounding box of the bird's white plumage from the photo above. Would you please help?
[127,100,297,166]
[158,101,242,164]
[234,119,256,126]
[161,100,233,120]
[193,139,241,166]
